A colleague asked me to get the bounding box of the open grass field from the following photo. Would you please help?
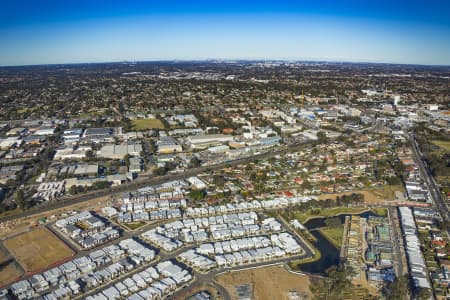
[131,118,165,130]
[123,221,147,230]
[318,225,344,248]
[4,228,74,273]
[318,185,403,203]
[371,207,388,217]
[216,265,311,300]
[16,106,41,114]
[432,140,450,151]
[288,207,369,223]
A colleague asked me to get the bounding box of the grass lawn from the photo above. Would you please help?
[289,207,368,223]
[17,106,41,114]
[432,140,450,151]
[363,184,404,201]
[123,221,147,230]
[318,225,344,248]
[371,207,388,217]
[319,185,403,204]
[289,246,321,269]
[131,118,165,130]
[79,110,105,118]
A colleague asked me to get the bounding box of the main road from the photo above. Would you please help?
[0,140,316,224]
[410,133,449,221]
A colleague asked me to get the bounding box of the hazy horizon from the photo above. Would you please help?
[1,0,450,66]
[2,58,450,69]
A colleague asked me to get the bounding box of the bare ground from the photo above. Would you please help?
[216,265,312,300]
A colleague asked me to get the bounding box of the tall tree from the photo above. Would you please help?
[309,265,367,300]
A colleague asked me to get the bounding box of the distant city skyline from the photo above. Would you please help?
[1,0,450,66]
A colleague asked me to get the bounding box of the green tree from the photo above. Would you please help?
[188,189,205,201]
[317,131,328,144]
[213,175,226,187]
[124,154,131,167]
[69,185,78,194]
[324,217,341,228]
[384,275,410,300]
[301,180,312,190]
[190,156,201,168]
[153,167,167,176]
[417,288,431,300]
[309,265,364,300]
[15,189,26,210]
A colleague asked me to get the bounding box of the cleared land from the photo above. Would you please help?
[318,185,403,204]
[318,185,404,203]
[318,225,344,248]
[4,228,74,273]
[0,195,111,239]
[0,250,8,262]
[131,118,165,130]
[432,140,450,151]
[216,265,312,300]
[0,247,22,287]
[0,263,22,287]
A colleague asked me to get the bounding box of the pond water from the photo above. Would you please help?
[296,211,378,274]
[303,210,378,230]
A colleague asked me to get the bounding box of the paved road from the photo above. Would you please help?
[0,140,315,224]
[410,133,449,221]
[277,215,314,258]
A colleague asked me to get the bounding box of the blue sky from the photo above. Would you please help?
[1,0,450,66]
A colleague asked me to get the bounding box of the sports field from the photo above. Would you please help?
[131,118,165,130]
[4,228,74,273]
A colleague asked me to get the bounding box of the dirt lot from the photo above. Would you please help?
[0,246,23,287]
[4,227,74,273]
[0,263,22,287]
[0,250,8,262]
[216,265,312,300]
[0,195,111,239]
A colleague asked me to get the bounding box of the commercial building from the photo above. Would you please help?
[398,207,431,290]
[98,142,142,159]
[186,134,234,149]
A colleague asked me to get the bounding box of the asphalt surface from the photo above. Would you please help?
[410,134,449,221]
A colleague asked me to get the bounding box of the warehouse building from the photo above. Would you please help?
[98,142,143,159]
